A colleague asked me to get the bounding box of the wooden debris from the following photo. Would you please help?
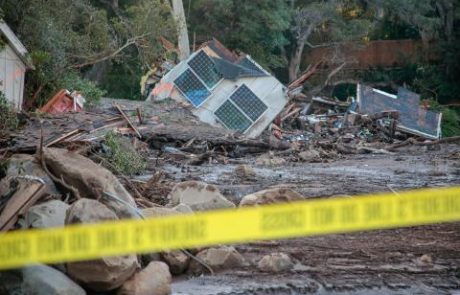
[114,104,142,138]
[0,179,46,232]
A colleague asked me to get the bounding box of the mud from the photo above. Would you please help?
[150,144,460,295]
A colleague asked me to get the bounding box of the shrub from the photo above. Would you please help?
[103,131,146,175]
[0,91,18,131]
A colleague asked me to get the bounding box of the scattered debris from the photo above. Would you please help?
[40,90,86,114]
[357,84,442,139]
[0,178,45,231]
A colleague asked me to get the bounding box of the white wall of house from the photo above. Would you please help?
[151,55,287,138]
[0,43,26,109]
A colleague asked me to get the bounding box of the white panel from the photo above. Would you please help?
[1,45,26,109]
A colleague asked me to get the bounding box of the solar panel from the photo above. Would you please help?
[174,68,211,107]
[215,100,252,133]
[188,51,222,88]
[229,84,267,122]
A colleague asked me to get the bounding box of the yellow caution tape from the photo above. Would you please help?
[0,186,459,270]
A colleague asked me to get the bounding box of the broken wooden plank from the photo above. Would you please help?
[114,104,142,138]
[136,107,143,125]
[45,129,81,147]
[0,180,46,232]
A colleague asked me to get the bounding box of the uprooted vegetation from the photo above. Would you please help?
[99,131,147,176]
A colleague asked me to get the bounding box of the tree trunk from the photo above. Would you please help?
[288,37,306,82]
[171,0,190,61]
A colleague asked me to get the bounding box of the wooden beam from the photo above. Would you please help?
[114,104,142,138]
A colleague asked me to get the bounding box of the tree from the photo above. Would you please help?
[0,0,176,105]
[188,0,291,69]
[171,0,190,61]
[286,0,372,82]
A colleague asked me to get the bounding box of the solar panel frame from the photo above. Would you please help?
[173,68,211,107]
[188,50,223,89]
[229,84,268,122]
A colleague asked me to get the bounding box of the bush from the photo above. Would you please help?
[0,91,18,131]
[103,131,146,175]
[58,72,106,107]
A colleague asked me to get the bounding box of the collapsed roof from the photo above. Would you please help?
[357,84,442,139]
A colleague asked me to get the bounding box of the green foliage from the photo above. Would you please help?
[425,99,460,137]
[189,0,291,69]
[58,72,106,107]
[103,131,146,175]
[1,0,175,106]
[0,91,18,131]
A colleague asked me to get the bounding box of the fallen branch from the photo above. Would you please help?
[114,104,142,138]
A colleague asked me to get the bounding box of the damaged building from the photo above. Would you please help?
[149,39,288,138]
[357,84,442,139]
[0,21,34,110]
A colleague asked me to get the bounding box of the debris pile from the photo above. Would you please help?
[0,40,458,295]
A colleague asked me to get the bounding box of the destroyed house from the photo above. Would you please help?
[149,39,288,138]
[357,84,442,139]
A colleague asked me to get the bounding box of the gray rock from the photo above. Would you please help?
[65,199,139,291]
[43,148,137,218]
[23,200,69,229]
[188,246,247,275]
[117,261,172,295]
[257,253,294,272]
[167,181,235,211]
[161,250,190,275]
[21,264,86,295]
[239,187,304,207]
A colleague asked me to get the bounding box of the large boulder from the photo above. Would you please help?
[117,261,172,295]
[188,246,247,275]
[65,199,139,291]
[22,264,86,295]
[167,181,235,211]
[23,200,69,229]
[161,250,190,275]
[239,188,304,207]
[257,253,294,273]
[43,148,137,218]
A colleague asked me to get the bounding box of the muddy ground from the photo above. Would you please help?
[103,98,460,294]
[154,145,460,294]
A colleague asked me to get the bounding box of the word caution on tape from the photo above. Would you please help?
[0,186,459,270]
